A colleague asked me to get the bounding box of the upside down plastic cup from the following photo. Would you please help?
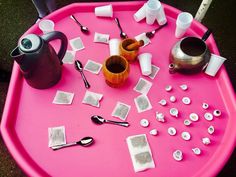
[133,3,147,22]
[138,53,152,76]
[95,4,113,17]
[38,19,55,34]
[156,0,167,25]
[175,12,193,38]
[109,38,121,56]
[205,54,227,77]
[146,0,159,25]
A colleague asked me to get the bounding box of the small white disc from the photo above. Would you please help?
[168,127,177,136]
[159,99,167,106]
[170,96,176,102]
[140,119,149,127]
[180,84,188,91]
[204,112,213,121]
[192,148,201,155]
[183,119,192,126]
[213,109,221,117]
[202,103,209,109]
[182,97,191,105]
[208,125,215,135]
[181,131,191,141]
[165,85,172,92]
[170,108,179,117]
[189,113,199,122]
[150,129,158,136]
[173,150,183,161]
[202,137,211,145]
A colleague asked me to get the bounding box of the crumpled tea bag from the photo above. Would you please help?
[134,94,152,113]
[48,126,66,147]
[126,134,155,172]
[133,78,152,95]
[52,90,74,105]
[84,59,103,74]
[82,90,103,107]
[111,102,131,121]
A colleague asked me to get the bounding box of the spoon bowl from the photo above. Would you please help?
[70,15,89,34]
[75,60,90,88]
[115,17,128,39]
[145,22,167,39]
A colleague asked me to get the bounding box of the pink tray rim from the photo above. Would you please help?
[1,1,236,177]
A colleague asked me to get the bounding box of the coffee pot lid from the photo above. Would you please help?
[19,34,42,53]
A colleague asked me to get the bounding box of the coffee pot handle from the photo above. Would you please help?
[201,29,212,42]
[41,31,68,65]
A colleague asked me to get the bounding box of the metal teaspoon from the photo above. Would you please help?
[145,22,168,39]
[75,60,90,89]
[114,17,128,39]
[51,137,94,150]
[91,115,130,127]
[70,15,89,34]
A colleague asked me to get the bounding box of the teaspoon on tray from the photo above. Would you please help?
[75,60,90,89]
[91,115,130,127]
[51,136,94,150]
[145,22,168,39]
[114,17,128,39]
[70,15,89,34]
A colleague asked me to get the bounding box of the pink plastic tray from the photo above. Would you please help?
[1,2,236,177]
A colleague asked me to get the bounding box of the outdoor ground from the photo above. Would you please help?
[0,0,235,176]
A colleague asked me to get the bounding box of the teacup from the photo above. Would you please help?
[119,38,139,62]
[103,55,129,87]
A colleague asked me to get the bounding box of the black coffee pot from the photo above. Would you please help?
[11,31,68,89]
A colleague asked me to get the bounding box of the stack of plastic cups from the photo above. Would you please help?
[175,12,193,38]
[155,0,167,25]
[146,0,159,25]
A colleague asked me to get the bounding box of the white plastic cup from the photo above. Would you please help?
[156,0,167,25]
[95,4,113,17]
[146,0,159,25]
[38,19,55,34]
[175,12,193,38]
[133,3,147,22]
[109,38,121,56]
[138,53,152,76]
[205,54,227,77]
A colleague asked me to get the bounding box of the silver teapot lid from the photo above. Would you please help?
[19,34,42,53]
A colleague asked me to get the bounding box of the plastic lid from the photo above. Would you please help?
[19,34,42,53]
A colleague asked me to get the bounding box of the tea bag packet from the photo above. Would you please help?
[134,94,152,113]
[135,33,151,47]
[48,126,66,147]
[94,32,109,44]
[148,65,160,80]
[82,90,103,107]
[84,60,103,74]
[126,134,155,172]
[53,90,74,105]
[134,78,152,95]
[62,50,76,64]
[69,37,85,51]
[111,102,131,121]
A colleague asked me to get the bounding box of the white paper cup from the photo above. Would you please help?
[109,38,121,56]
[134,3,147,22]
[95,4,113,17]
[205,54,226,77]
[175,12,193,38]
[38,19,55,34]
[146,0,159,25]
[156,0,167,25]
[138,53,152,76]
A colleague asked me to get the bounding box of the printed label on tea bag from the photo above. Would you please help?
[148,65,160,80]
[94,32,110,44]
[48,126,66,147]
[52,90,74,105]
[133,78,152,95]
[84,59,103,74]
[82,90,103,107]
[62,50,76,64]
[69,37,85,51]
[126,134,155,172]
[135,33,151,47]
[111,102,131,121]
[134,94,152,113]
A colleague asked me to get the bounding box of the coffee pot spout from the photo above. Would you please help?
[10,46,25,65]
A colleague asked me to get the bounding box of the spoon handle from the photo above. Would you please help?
[114,17,123,31]
[70,15,82,27]
[154,22,168,32]
[51,142,77,150]
[106,120,130,127]
[80,71,90,88]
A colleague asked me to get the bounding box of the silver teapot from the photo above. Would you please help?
[169,30,212,74]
